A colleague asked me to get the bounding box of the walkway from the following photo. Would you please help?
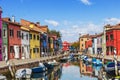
[0,54,68,68]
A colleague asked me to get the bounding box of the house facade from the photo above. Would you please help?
[96,33,103,54]
[0,7,2,61]
[21,25,30,59]
[3,18,21,59]
[79,34,92,54]
[85,39,93,54]
[21,19,41,59]
[106,24,120,55]
[92,36,97,54]
[2,21,8,61]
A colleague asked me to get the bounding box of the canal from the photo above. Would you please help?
[5,59,119,80]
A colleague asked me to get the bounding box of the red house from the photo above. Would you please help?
[106,24,120,55]
[3,17,21,59]
[85,40,92,49]
[62,41,70,51]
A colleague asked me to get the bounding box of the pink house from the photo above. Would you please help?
[0,7,2,61]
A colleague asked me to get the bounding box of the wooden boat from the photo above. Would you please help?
[32,63,46,73]
[15,68,32,79]
[0,74,6,80]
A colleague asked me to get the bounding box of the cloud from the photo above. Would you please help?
[44,19,59,27]
[80,0,92,5]
[60,21,102,42]
[104,18,120,25]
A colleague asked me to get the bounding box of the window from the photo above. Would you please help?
[82,44,84,47]
[106,35,108,41]
[34,35,36,40]
[29,34,32,39]
[22,33,24,39]
[26,34,28,40]
[10,46,14,53]
[17,31,21,38]
[0,29,1,38]
[3,46,5,53]
[10,29,14,37]
[37,35,39,40]
[3,29,7,37]
[19,46,21,53]
[81,39,83,41]
[22,47,24,53]
[106,47,109,52]
[33,48,36,53]
[110,34,113,40]
[37,48,39,53]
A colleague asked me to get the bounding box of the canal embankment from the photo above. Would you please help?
[0,54,68,74]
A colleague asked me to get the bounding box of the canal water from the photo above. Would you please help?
[5,59,118,80]
[29,61,98,80]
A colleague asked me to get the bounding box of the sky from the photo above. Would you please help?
[1,0,120,42]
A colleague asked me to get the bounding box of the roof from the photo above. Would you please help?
[106,23,120,31]
[20,19,43,33]
[2,17,21,26]
[80,34,95,38]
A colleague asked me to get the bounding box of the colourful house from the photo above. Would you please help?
[21,25,30,59]
[0,7,2,61]
[2,17,21,59]
[2,20,8,61]
[39,25,48,56]
[92,35,97,54]
[106,24,120,55]
[96,33,103,54]
[62,41,70,51]
[79,34,92,53]
[85,39,93,54]
[21,19,41,59]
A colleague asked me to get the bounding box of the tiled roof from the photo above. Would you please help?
[2,17,21,26]
[20,19,44,33]
[106,23,120,31]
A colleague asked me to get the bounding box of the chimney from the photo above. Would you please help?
[12,15,15,22]
[36,22,40,26]
[0,7,2,13]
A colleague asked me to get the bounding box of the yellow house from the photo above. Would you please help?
[21,19,42,59]
[79,34,92,53]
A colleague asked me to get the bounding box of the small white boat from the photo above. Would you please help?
[0,74,6,80]
[15,68,32,79]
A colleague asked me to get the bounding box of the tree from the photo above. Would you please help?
[48,30,62,37]
[71,41,79,50]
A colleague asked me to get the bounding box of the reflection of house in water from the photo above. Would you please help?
[79,60,103,80]
[92,65,103,80]
[79,60,93,76]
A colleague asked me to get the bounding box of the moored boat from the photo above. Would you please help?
[104,62,120,72]
[0,74,6,80]
[15,68,32,79]
[32,63,46,73]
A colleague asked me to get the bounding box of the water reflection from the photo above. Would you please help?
[5,59,119,80]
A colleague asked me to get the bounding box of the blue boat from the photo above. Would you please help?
[32,63,46,73]
[92,58,102,66]
[104,62,120,72]
[43,62,54,70]
[31,72,47,78]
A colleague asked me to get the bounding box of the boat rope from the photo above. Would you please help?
[4,56,14,77]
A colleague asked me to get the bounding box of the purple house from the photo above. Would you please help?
[0,7,2,61]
